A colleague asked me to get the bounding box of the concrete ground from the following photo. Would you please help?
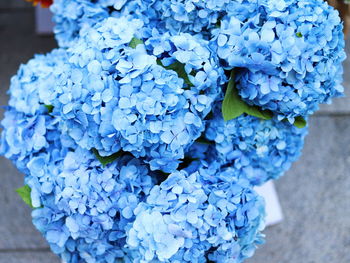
[0,2,349,263]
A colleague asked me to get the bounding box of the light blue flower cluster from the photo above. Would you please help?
[145,31,225,99]
[8,49,69,115]
[0,0,345,262]
[127,165,265,263]
[141,0,234,35]
[50,0,118,47]
[46,17,223,173]
[1,107,265,263]
[31,149,155,263]
[0,109,64,173]
[213,0,346,119]
[50,0,155,47]
[203,103,308,185]
[50,0,257,45]
[51,0,345,120]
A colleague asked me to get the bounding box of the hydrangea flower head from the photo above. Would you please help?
[27,145,155,263]
[50,0,154,47]
[51,0,112,47]
[203,103,308,185]
[214,0,346,118]
[0,108,64,173]
[127,164,265,263]
[50,17,223,172]
[143,0,234,35]
[50,0,263,47]
[8,49,68,116]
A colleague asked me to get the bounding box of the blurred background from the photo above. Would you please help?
[0,0,349,262]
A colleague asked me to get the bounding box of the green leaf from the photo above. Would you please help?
[44,104,54,113]
[129,37,144,49]
[16,185,34,208]
[282,116,307,128]
[296,32,303,38]
[222,71,246,120]
[293,116,307,128]
[245,105,273,120]
[157,59,194,87]
[222,70,272,122]
[92,148,124,167]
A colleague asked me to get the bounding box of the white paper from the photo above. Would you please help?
[255,181,284,226]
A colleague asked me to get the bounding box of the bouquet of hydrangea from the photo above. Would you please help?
[2,0,345,262]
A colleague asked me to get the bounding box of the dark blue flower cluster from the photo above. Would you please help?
[0,0,344,262]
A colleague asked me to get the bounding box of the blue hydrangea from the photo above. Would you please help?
[126,165,265,263]
[236,66,344,120]
[51,17,223,172]
[8,49,69,116]
[213,0,346,118]
[0,108,64,173]
[29,147,155,263]
[197,103,308,185]
[50,0,263,47]
[51,0,112,47]
[145,30,225,102]
[0,107,154,263]
[0,0,345,262]
[50,0,346,120]
[214,0,345,73]
[132,0,261,37]
[143,0,232,35]
[50,0,155,47]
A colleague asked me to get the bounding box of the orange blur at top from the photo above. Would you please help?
[26,0,53,8]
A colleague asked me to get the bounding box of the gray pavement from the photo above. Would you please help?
[247,116,350,263]
[0,3,350,263]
